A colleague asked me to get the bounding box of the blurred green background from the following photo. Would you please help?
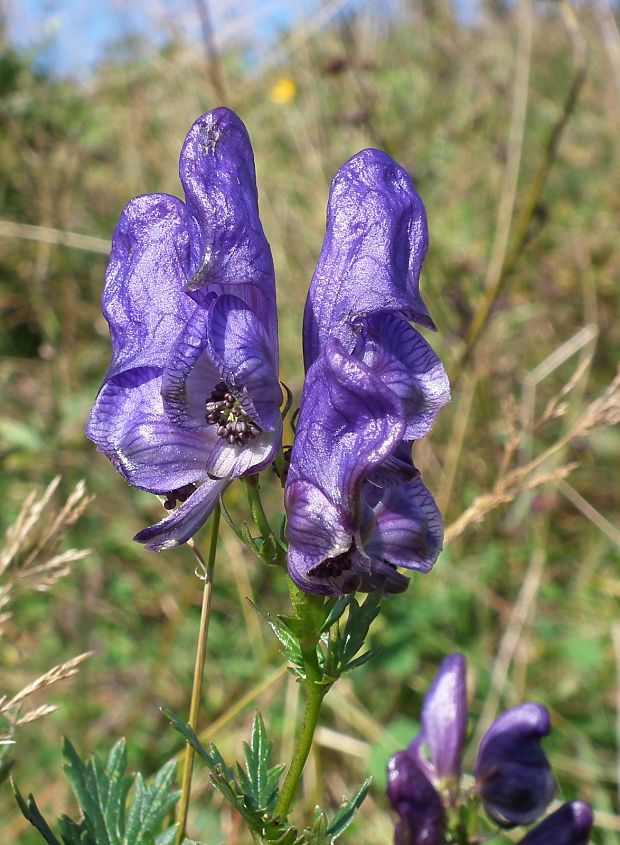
[0,1,619,842]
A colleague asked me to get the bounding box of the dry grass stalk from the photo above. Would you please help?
[1,651,93,713]
[0,479,93,745]
[445,370,620,545]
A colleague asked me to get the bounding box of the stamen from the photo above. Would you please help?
[205,381,261,446]
[163,483,196,510]
[311,550,352,578]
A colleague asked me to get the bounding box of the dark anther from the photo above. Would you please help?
[311,550,352,578]
[205,381,261,446]
[163,483,196,510]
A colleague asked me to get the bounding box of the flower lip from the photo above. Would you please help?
[476,702,555,828]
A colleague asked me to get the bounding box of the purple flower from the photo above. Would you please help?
[285,148,448,595]
[518,802,593,845]
[409,653,467,787]
[87,109,281,551]
[387,751,446,845]
[476,703,555,827]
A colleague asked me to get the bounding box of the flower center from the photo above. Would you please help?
[311,550,352,578]
[205,381,262,446]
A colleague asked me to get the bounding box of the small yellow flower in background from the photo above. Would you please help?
[270,76,297,105]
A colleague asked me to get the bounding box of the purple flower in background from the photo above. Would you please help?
[387,751,446,845]
[409,653,467,787]
[285,148,449,595]
[476,703,555,827]
[387,654,568,845]
[518,802,593,845]
[87,108,281,551]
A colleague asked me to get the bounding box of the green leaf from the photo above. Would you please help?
[123,760,179,845]
[239,713,285,813]
[12,780,63,845]
[304,809,329,845]
[319,597,352,634]
[342,647,382,674]
[249,604,305,673]
[63,737,132,845]
[326,778,371,839]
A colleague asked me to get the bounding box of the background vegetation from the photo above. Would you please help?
[0,1,618,842]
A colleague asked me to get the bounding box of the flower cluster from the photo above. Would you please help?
[284,149,450,595]
[387,654,594,845]
[87,109,282,551]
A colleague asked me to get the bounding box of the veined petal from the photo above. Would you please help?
[179,108,277,341]
[410,654,467,786]
[303,148,433,368]
[360,314,450,440]
[285,480,353,593]
[518,802,594,845]
[364,478,443,573]
[287,338,406,512]
[87,369,207,493]
[161,301,218,429]
[102,194,194,381]
[476,703,555,827]
[206,293,281,430]
[135,478,229,551]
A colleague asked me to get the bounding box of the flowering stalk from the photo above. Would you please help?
[176,503,221,844]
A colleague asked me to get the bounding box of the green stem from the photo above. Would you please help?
[274,585,327,820]
[274,665,325,820]
[243,475,284,564]
[176,503,221,845]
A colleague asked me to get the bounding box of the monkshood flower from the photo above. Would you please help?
[387,653,565,845]
[285,148,449,595]
[475,702,556,827]
[87,108,281,551]
[518,801,593,845]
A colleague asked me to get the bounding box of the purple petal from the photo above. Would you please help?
[303,148,434,368]
[101,194,194,382]
[179,108,277,340]
[287,338,406,510]
[135,478,228,551]
[387,751,446,845]
[359,314,450,440]
[476,703,555,827]
[410,653,467,785]
[364,478,444,573]
[366,442,421,487]
[518,802,594,845]
[87,369,208,493]
[162,294,281,432]
[207,421,282,479]
[161,301,217,429]
[286,480,352,572]
[206,294,281,430]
